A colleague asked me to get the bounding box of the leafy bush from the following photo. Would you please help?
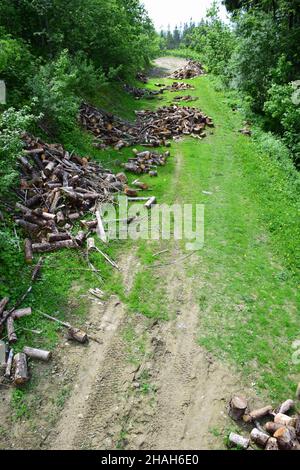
[264,82,300,166]
[0,104,38,196]
[185,4,236,77]
[29,50,107,135]
[0,37,36,106]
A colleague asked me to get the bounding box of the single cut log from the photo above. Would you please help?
[0,297,9,317]
[67,327,88,344]
[47,233,71,243]
[23,346,52,362]
[265,422,282,435]
[32,240,76,253]
[16,219,38,233]
[75,231,86,246]
[244,405,272,422]
[7,317,17,343]
[4,348,14,379]
[265,437,279,450]
[228,432,249,449]
[0,340,6,367]
[87,237,96,251]
[274,413,296,427]
[274,426,296,450]
[144,196,156,210]
[277,399,294,414]
[12,307,32,319]
[229,396,248,421]
[24,238,33,264]
[13,353,29,386]
[250,428,270,447]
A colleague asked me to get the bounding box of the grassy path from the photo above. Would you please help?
[121,70,300,402]
[2,59,300,449]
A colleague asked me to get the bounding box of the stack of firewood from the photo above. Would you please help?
[80,103,213,148]
[135,105,214,143]
[170,60,205,79]
[79,102,137,148]
[228,393,300,450]
[14,134,124,258]
[122,149,170,175]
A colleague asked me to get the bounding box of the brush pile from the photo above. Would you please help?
[80,103,214,148]
[14,134,124,257]
[170,60,205,79]
[227,393,300,450]
[122,149,170,175]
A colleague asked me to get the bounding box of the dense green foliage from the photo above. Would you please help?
[179,0,300,166]
[0,0,158,280]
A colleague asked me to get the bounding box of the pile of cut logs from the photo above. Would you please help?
[14,134,124,258]
[122,149,170,176]
[124,84,163,100]
[136,72,148,84]
[80,103,213,148]
[170,60,205,79]
[173,95,197,103]
[135,106,214,143]
[167,82,195,92]
[228,391,300,450]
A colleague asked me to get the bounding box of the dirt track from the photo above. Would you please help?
[0,58,260,451]
[149,57,188,78]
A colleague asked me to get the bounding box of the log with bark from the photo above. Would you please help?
[228,432,249,449]
[23,346,52,362]
[13,133,124,257]
[4,348,14,379]
[13,353,29,386]
[229,396,248,421]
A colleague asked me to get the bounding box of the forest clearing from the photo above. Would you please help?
[0,0,299,455]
